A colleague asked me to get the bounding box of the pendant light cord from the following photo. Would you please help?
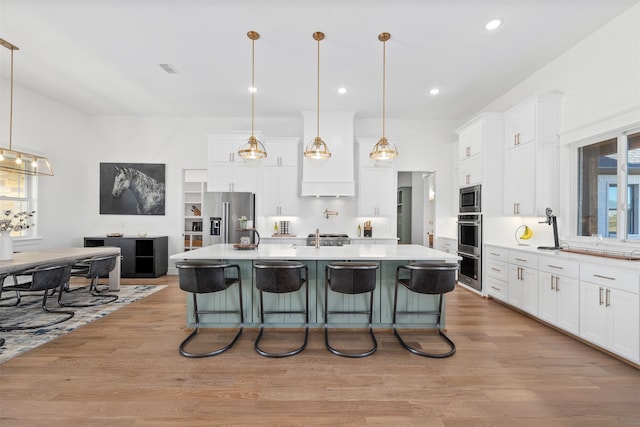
[251,36,255,137]
[9,48,14,150]
[316,35,320,140]
[382,37,386,140]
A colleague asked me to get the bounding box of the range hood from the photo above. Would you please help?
[301,111,356,197]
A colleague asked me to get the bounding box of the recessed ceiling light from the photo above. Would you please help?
[248,86,258,93]
[485,19,502,31]
[337,87,347,94]
[429,88,440,95]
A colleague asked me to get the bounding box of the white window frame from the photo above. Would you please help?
[568,126,640,245]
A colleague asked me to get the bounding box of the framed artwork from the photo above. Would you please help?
[100,163,166,215]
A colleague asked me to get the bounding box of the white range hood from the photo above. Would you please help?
[301,111,356,197]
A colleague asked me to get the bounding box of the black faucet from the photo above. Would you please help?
[538,207,560,250]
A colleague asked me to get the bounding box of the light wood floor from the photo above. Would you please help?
[1,276,639,426]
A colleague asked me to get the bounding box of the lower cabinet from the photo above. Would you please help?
[508,251,538,316]
[84,236,168,278]
[537,255,580,335]
[484,245,639,364]
[580,264,639,362]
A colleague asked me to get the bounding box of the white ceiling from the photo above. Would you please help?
[0,0,638,120]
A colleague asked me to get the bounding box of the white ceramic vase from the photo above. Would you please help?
[0,231,13,261]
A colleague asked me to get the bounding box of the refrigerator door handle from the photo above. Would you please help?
[222,202,230,244]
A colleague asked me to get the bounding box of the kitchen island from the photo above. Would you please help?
[170,244,460,328]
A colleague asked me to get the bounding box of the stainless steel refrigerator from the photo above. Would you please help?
[202,192,256,245]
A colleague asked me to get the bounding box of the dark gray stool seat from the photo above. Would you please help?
[324,262,378,358]
[58,255,119,307]
[254,261,308,358]
[176,262,244,358]
[0,264,74,331]
[393,262,458,358]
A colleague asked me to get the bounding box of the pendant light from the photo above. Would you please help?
[0,38,53,176]
[370,32,398,162]
[303,31,331,160]
[237,31,267,161]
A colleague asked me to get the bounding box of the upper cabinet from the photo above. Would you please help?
[454,113,504,215]
[207,133,261,193]
[503,94,562,216]
[261,138,299,216]
[357,139,396,217]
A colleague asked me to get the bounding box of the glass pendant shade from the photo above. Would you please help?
[369,32,398,162]
[303,31,331,161]
[238,30,267,161]
[237,135,267,160]
[370,136,398,161]
[0,38,53,176]
[304,136,331,160]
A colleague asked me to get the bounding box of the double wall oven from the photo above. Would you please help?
[458,185,482,292]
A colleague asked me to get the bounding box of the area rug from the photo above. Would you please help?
[0,285,166,364]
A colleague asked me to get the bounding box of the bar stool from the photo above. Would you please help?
[58,255,119,307]
[176,262,244,358]
[254,261,308,358]
[393,262,458,358]
[324,262,378,358]
[0,264,75,331]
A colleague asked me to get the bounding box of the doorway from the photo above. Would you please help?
[397,171,435,246]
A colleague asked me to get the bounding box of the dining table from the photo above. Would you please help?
[0,247,122,290]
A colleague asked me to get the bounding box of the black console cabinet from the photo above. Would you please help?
[84,236,168,278]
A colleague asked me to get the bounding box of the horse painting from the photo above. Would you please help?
[110,166,165,215]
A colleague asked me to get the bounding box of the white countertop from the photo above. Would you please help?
[486,242,640,269]
[171,244,460,262]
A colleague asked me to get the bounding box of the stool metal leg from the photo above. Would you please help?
[393,280,456,358]
[255,284,309,358]
[324,279,377,358]
[180,278,244,358]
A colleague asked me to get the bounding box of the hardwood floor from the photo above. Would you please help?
[1,276,639,426]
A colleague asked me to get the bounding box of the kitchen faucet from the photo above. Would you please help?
[315,228,320,248]
[323,209,338,219]
[538,207,561,250]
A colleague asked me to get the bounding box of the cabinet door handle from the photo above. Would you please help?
[466,174,470,185]
[599,287,603,306]
[489,252,501,257]
[547,265,564,270]
[490,286,501,291]
[554,276,560,292]
[550,275,555,291]
[514,258,527,262]
[466,146,471,157]
[593,274,615,281]
[605,288,611,307]
[490,267,501,272]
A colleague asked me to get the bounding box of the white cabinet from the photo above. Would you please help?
[454,113,504,215]
[458,155,483,187]
[485,246,509,302]
[208,133,260,193]
[508,250,538,315]
[436,237,457,254]
[503,94,562,216]
[580,264,639,362]
[182,169,207,251]
[358,166,396,217]
[537,255,579,335]
[261,138,299,216]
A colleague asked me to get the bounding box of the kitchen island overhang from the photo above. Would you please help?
[170,244,461,328]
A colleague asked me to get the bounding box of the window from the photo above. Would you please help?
[577,130,640,241]
[0,169,37,238]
